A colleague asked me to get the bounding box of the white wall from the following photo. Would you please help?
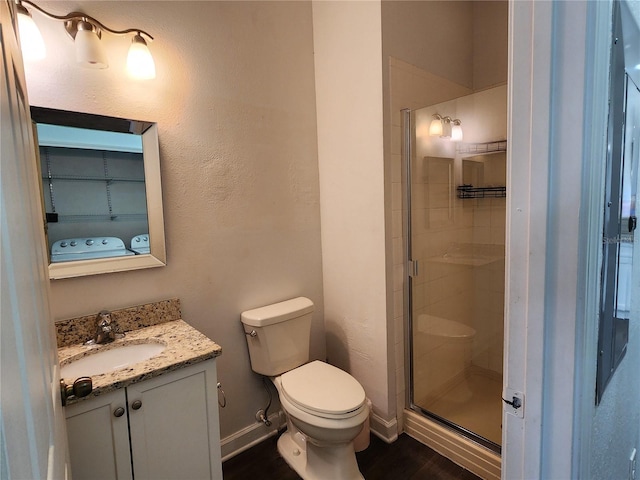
[24,1,324,446]
[312,1,395,434]
[473,2,509,91]
[381,1,474,89]
[381,1,508,92]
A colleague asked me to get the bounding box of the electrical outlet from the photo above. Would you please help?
[630,448,636,480]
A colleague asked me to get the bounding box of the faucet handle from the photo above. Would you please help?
[96,310,112,326]
[92,310,116,344]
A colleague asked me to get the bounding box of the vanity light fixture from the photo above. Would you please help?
[429,113,463,142]
[15,0,156,79]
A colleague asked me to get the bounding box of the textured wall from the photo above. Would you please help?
[25,1,324,441]
[312,0,393,426]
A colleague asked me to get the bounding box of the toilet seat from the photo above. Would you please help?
[280,361,366,419]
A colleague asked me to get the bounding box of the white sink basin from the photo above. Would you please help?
[61,342,166,379]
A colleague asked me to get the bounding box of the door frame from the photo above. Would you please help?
[503,1,612,478]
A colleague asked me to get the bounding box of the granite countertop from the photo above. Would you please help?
[59,319,222,403]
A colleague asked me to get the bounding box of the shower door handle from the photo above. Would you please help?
[408,260,419,278]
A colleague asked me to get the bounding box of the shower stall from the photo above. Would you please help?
[402,86,507,456]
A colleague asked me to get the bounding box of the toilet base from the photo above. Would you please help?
[277,430,364,480]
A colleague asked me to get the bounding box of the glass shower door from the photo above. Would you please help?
[404,93,506,451]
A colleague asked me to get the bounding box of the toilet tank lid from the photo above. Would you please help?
[240,297,314,327]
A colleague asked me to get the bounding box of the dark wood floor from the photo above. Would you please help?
[223,432,482,480]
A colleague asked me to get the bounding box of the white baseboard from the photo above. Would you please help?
[370,412,398,443]
[221,408,399,461]
[403,409,501,480]
[220,411,285,462]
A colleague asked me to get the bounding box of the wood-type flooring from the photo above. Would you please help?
[223,432,483,480]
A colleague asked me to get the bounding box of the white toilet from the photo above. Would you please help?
[241,297,369,480]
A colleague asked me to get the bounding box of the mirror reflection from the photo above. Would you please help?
[31,107,166,279]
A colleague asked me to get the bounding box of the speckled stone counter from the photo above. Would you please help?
[56,298,183,348]
[57,299,222,404]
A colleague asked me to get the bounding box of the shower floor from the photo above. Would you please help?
[417,368,503,446]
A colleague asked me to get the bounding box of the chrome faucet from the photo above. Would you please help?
[93,310,115,344]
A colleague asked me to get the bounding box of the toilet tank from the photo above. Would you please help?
[241,297,314,376]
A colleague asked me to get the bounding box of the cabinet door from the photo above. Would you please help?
[127,360,222,480]
[65,389,133,480]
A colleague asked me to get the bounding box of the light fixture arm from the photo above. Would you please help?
[19,0,153,41]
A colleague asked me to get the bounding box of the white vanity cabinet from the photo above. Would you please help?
[65,388,132,479]
[65,359,222,480]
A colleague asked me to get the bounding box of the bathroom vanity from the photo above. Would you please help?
[65,360,219,479]
[57,299,223,480]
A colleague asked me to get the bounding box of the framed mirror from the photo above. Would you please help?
[31,107,166,280]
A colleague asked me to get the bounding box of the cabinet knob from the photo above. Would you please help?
[131,399,142,410]
[113,407,125,418]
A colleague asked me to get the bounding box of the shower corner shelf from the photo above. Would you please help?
[457,185,506,199]
[456,140,507,155]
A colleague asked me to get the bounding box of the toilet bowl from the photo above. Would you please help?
[274,361,368,479]
[241,298,368,480]
[276,361,369,443]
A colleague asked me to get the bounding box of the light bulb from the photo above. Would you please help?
[127,34,156,80]
[17,6,45,61]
